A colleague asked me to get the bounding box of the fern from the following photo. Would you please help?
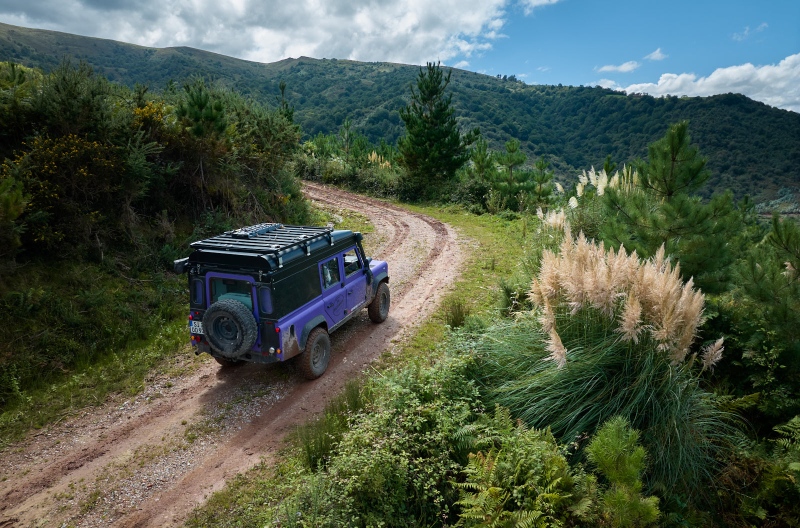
[454,406,595,527]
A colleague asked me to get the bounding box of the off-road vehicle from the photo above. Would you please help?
[174,223,390,379]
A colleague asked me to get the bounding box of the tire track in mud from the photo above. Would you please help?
[0,184,464,527]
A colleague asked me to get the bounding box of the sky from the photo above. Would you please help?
[1,0,798,112]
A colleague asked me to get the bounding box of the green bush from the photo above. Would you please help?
[444,298,471,329]
[455,405,597,527]
[707,215,800,428]
[293,379,371,470]
[290,355,481,527]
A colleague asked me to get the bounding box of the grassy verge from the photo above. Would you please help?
[378,205,533,369]
[184,205,533,526]
[0,314,200,448]
[0,260,196,447]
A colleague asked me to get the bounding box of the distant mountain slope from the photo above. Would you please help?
[1,22,798,201]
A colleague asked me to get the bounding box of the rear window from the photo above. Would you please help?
[272,266,322,316]
[210,278,253,311]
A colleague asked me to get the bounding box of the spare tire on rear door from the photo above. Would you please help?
[204,299,258,358]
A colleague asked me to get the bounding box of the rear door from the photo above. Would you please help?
[320,256,346,326]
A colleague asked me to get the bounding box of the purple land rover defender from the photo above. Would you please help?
[173,223,390,379]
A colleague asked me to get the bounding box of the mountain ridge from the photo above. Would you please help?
[1,22,798,202]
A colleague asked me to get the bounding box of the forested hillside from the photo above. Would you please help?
[1,22,798,202]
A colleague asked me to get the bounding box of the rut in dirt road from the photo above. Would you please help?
[0,184,464,528]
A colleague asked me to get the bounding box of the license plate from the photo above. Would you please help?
[190,320,204,334]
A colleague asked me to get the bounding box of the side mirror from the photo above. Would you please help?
[173,257,189,274]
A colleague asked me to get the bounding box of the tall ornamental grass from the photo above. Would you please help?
[474,229,736,499]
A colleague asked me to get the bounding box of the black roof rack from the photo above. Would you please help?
[190,224,335,255]
[186,224,358,270]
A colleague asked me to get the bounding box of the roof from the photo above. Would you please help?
[187,223,358,270]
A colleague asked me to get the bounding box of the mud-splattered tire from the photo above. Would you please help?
[297,327,331,380]
[204,299,258,358]
[368,281,390,323]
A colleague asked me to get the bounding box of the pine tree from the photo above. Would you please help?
[469,137,496,181]
[398,62,479,201]
[600,121,742,293]
[531,156,555,210]
[497,138,526,183]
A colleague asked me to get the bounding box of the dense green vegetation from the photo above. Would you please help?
[1,22,799,203]
[397,62,479,201]
[0,60,310,442]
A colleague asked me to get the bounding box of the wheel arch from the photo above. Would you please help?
[299,315,328,350]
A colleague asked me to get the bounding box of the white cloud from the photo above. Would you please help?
[518,0,563,15]
[645,48,667,61]
[623,53,800,112]
[733,22,768,42]
[0,0,515,66]
[453,60,470,69]
[595,79,619,89]
[597,61,640,73]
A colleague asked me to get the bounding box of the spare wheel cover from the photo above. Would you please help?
[204,299,258,357]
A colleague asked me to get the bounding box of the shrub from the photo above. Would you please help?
[444,298,471,328]
[709,215,800,428]
[472,232,737,503]
[455,405,597,527]
[294,355,481,527]
[715,416,800,527]
[292,379,371,470]
[497,278,532,318]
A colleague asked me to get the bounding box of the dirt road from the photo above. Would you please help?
[0,183,464,527]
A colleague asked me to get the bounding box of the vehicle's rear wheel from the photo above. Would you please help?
[297,327,331,380]
[213,356,244,367]
[368,281,390,323]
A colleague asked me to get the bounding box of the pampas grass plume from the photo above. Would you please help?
[547,328,567,368]
[529,234,712,365]
[701,338,724,372]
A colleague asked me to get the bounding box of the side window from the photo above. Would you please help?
[343,249,362,276]
[258,287,273,314]
[321,258,341,289]
[191,278,205,306]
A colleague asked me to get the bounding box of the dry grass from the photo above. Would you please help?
[529,227,714,367]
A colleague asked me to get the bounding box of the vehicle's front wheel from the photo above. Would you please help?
[297,327,331,380]
[368,281,390,323]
